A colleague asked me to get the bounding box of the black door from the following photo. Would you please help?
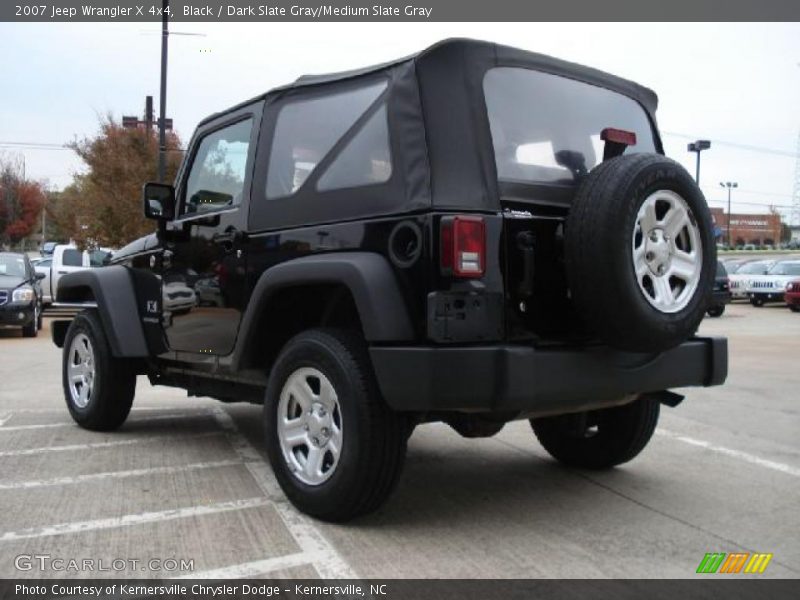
[163,104,261,356]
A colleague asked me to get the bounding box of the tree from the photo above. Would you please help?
[0,156,46,248]
[63,116,183,248]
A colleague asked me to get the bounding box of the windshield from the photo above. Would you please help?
[483,67,656,185]
[0,254,26,277]
[737,261,771,275]
[768,262,800,276]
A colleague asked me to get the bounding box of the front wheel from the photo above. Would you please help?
[264,328,407,522]
[706,305,725,317]
[750,297,764,307]
[790,304,800,313]
[62,311,136,431]
[531,395,660,469]
[22,305,38,338]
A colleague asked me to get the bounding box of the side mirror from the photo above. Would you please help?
[143,182,176,221]
[35,272,46,280]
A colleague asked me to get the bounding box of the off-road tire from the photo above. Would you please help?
[565,154,715,352]
[264,328,407,522]
[62,310,136,431]
[531,395,660,469]
[706,305,725,317]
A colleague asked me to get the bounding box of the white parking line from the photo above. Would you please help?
[0,431,222,457]
[0,412,11,427]
[0,497,271,542]
[0,459,242,490]
[657,429,800,478]
[0,411,214,432]
[180,551,312,579]
[212,407,357,579]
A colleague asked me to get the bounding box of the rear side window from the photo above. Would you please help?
[266,81,387,199]
[483,67,656,185]
[62,249,83,267]
[316,105,391,192]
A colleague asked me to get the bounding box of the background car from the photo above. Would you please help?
[785,280,800,313]
[707,261,732,317]
[747,260,800,306]
[728,259,774,300]
[0,252,44,337]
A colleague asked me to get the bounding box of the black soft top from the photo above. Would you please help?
[207,39,662,222]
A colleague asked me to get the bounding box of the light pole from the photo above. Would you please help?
[157,0,169,183]
[687,140,711,184]
[720,181,738,247]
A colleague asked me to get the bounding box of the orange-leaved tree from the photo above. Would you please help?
[62,116,183,249]
[0,156,46,248]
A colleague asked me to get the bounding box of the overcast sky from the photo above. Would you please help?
[1,22,799,219]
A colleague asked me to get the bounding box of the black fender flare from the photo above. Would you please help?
[56,266,149,357]
[232,252,414,369]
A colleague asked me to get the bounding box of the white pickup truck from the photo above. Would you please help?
[34,245,110,306]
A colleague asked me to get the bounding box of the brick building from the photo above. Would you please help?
[709,207,782,246]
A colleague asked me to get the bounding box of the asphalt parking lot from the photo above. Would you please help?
[0,302,798,579]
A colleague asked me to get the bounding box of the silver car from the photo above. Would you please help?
[728,260,774,300]
[746,260,800,306]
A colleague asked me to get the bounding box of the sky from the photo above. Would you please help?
[1,22,799,220]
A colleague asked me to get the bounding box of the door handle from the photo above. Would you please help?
[212,229,243,253]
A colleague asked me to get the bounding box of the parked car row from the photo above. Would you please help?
[720,257,800,313]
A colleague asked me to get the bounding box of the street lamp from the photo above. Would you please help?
[720,181,738,247]
[687,140,711,184]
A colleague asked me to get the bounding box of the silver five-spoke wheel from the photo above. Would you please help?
[632,189,702,313]
[67,333,95,408]
[277,367,343,486]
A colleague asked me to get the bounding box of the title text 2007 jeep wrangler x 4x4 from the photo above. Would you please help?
[53,39,727,522]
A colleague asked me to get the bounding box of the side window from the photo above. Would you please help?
[62,249,83,267]
[266,81,387,199]
[316,105,391,192]
[183,118,253,216]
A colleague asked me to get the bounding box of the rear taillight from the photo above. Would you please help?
[440,216,485,278]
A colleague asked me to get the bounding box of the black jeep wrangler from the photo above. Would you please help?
[53,39,727,522]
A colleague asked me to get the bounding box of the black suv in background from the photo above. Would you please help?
[53,39,727,521]
[0,252,44,337]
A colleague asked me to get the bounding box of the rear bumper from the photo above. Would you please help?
[370,337,727,414]
[711,290,732,305]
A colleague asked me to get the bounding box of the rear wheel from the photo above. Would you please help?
[62,311,136,431]
[531,395,660,469]
[790,304,800,313]
[706,305,725,317]
[264,328,407,522]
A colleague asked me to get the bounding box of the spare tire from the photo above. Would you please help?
[565,153,715,353]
